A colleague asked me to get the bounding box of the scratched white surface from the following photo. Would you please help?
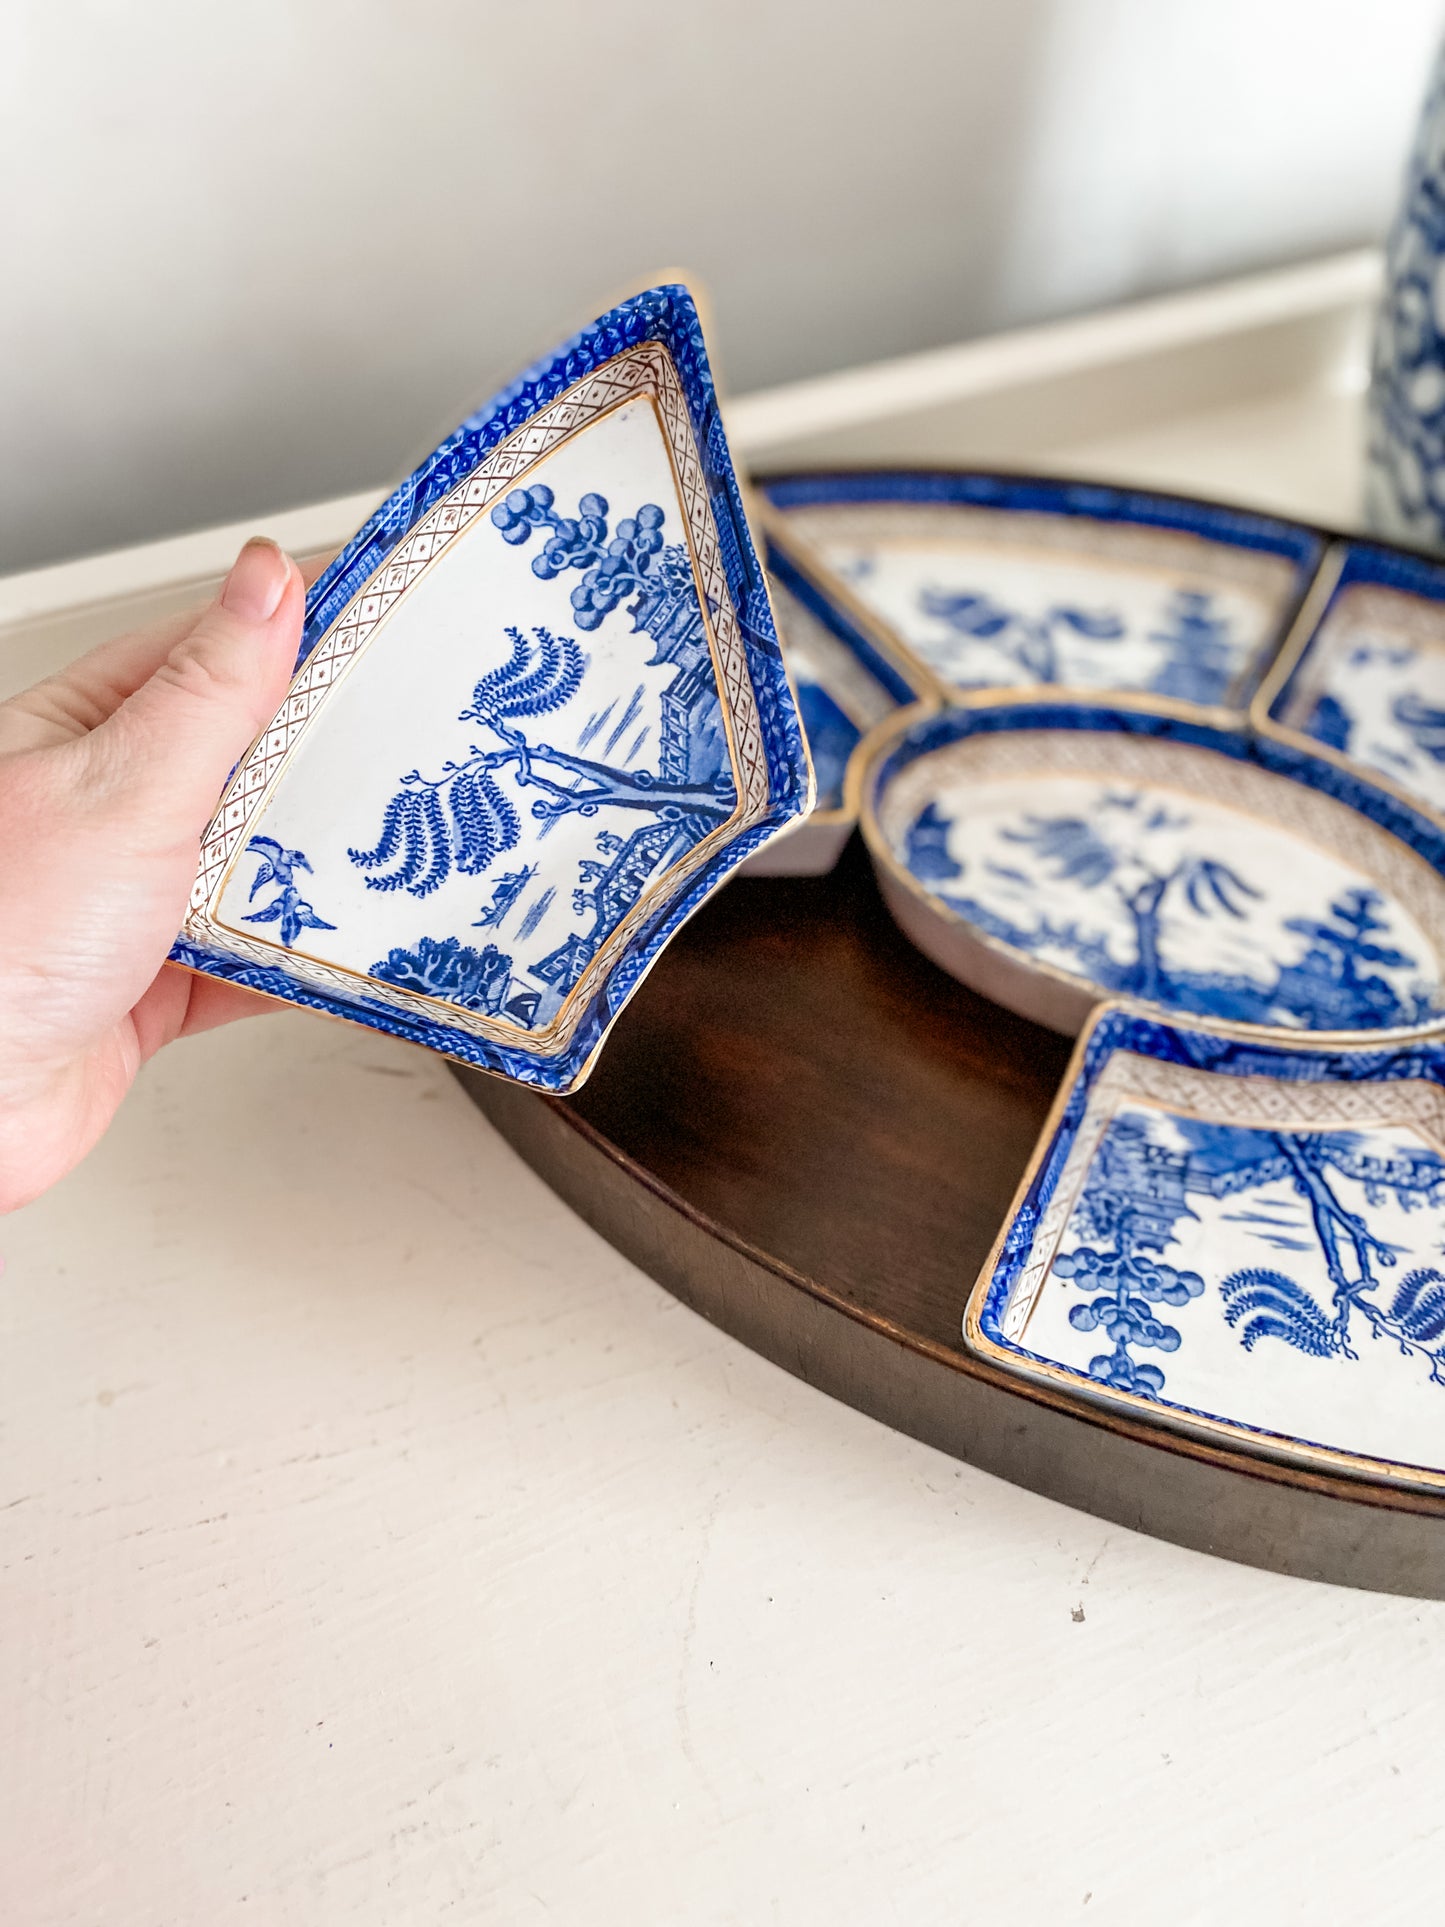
[6,273,1445,1925]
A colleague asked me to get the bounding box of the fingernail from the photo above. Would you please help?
[221,537,292,621]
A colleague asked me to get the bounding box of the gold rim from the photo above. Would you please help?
[856,688,1445,1051]
[961,999,1445,1494]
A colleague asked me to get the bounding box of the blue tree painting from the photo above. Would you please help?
[347,488,735,902]
[916,581,1239,701]
[999,802,1259,1008]
[1146,590,1238,705]
[914,789,1432,1031]
[918,587,1125,684]
[338,485,738,1031]
[1054,1108,1445,1398]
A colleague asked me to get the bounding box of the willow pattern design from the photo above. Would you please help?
[905,788,1434,1031]
[1055,1109,1445,1400]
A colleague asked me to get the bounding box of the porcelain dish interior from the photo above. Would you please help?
[174,283,812,1091]
[860,695,1445,1043]
[968,1003,1445,1494]
[1256,538,1445,831]
[761,469,1323,714]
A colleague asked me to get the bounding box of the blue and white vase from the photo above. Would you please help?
[1367,48,1445,550]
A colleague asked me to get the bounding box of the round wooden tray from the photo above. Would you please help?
[452,837,1445,1596]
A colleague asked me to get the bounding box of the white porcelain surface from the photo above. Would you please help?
[783,501,1300,704]
[1274,579,1445,816]
[215,398,732,1029]
[873,724,1445,1035]
[973,1024,1445,1486]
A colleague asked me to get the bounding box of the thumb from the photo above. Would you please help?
[85,537,304,834]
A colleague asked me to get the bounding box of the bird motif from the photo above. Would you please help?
[242,837,336,948]
[245,836,313,899]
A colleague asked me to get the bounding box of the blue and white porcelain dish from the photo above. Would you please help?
[1257,538,1445,827]
[968,1003,1445,1492]
[746,525,926,876]
[762,470,1322,713]
[860,696,1445,1041]
[173,283,812,1090]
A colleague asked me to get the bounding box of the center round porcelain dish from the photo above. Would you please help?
[860,696,1445,1041]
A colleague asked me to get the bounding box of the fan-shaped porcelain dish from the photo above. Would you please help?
[173,283,812,1090]
[969,1002,1445,1494]
[860,696,1445,1041]
[762,469,1322,714]
[1256,538,1445,829]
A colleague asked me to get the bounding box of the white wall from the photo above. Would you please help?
[3,0,1443,572]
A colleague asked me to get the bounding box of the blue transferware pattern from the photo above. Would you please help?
[970,1006,1445,1486]
[867,699,1445,1036]
[174,286,811,1090]
[241,837,336,948]
[765,557,913,815]
[791,677,857,815]
[1367,43,1445,551]
[763,472,1321,709]
[1265,541,1445,821]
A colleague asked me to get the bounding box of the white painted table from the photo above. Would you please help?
[7,255,1445,1926]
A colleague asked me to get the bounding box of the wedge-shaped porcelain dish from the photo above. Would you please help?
[747,526,925,876]
[762,470,1322,714]
[968,1004,1445,1493]
[173,284,812,1089]
[1257,538,1445,826]
[860,696,1445,1041]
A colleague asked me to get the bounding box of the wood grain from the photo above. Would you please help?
[457,836,1445,1597]
[568,836,1071,1350]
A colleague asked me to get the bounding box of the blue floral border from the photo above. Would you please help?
[171,284,810,1090]
[976,1002,1445,1467]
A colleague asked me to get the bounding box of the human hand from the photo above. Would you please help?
[0,538,306,1210]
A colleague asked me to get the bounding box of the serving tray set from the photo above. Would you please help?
[175,283,1445,1593]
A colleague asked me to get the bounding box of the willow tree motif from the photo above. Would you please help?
[918,587,1124,684]
[347,624,732,900]
[1055,1111,1445,1398]
[347,626,580,896]
[1218,1130,1445,1378]
[919,787,1429,1029]
[1001,802,1258,1004]
[346,483,732,904]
